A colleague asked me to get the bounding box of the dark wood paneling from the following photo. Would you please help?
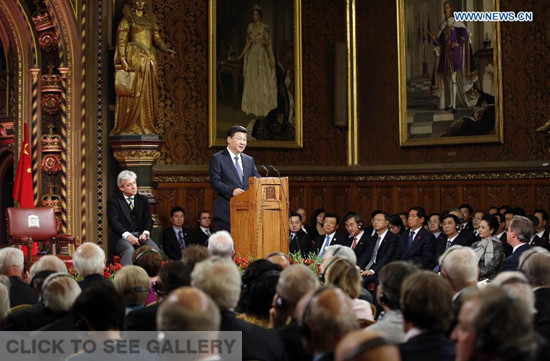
[155,177,550,228]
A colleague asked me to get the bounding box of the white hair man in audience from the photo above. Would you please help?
[0,276,10,326]
[335,330,400,361]
[451,286,537,361]
[157,286,220,331]
[207,231,235,259]
[72,242,108,290]
[439,246,479,304]
[518,247,550,342]
[191,257,287,361]
[499,215,532,272]
[321,245,357,267]
[269,264,320,361]
[29,255,67,280]
[0,248,38,307]
[4,272,81,330]
[296,285,358,361]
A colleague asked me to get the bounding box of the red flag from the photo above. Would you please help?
[13,123,34,207]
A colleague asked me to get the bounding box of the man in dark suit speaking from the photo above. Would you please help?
[107,170,159,265]
[209,125,260,232]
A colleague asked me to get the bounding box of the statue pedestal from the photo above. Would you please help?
[109,134,164,243]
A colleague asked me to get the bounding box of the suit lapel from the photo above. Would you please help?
[406,230,423,255]
[118,193,133,225]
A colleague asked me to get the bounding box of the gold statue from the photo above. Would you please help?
[111,0,175,135]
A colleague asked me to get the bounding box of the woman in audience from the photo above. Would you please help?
[471,215,504,279]
[113,265,150,313]
[323,256,374,325]
[367,261,418,343]
[311,208,326,238]
[237,259,282,328]
[389,214,406,236]
[132,246,163,305]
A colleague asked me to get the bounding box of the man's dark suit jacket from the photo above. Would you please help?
[77,274,110,291]
[9,276,38,307]
[4,303,67,331]
[499,242,530,272]
[162,226,191,261]
[314,231,352,253]
[220,310,288,361]
[434,232,470,259]
[458,229,476,247]
[209,148,260,226]
[290,229,313,258]
[498,232,513,257]
[399,332,456,361]
[392,228,436,269]
[357,231,398,272]
[126,302,160,331]
[531,235,550,251]
[349,232,373,261]
[191,228,211,247]
[277,319,313,361]
[534,288,550,342]
[107,192,153,259]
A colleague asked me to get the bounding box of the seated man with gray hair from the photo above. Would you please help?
[518,247,550,342]
[4,272,81,330]
[0,248,38,307]
[72,242,109,290]
[191,257,287,361]
[207,231,235,259]
[107,170,159,265]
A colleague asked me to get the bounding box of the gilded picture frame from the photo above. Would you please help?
[397,0,503,146]
[209,0,303,148]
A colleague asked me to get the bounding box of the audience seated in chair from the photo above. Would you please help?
[113,265,150,314]
[207,231,235,259]
[132,246,163,305]
[335,330,400,361]
[0,276,10,329]
[72,243,109,291]
[0,248,38,307]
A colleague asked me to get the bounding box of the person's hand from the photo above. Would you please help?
[138,233,149,242]
[121,58,129,71]
[269,294,289,329]
[126,234,140,246]
[233,188,245,196]
[361,270,373,276]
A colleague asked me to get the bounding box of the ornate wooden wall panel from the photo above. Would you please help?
[154,177,550,228]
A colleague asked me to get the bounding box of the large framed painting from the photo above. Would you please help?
[209,0,303,148]
[397,0,503,146]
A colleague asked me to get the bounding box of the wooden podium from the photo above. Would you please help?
[230,177,289,258]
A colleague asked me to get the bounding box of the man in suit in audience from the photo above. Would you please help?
[448,208,475,247]
[527,215,549,250]
[107,170,158,265]
[499,215,532,272]
[315,213,350,258]
[269,264,319,361]
[435,214,470,260]
[0,248,38,307]
[296,208,316,236]
[209,125,260,232]
[359,212,398,285]
[400,272,456,361]
[336,330,400,361]
[297,286,358,361]
[344,213,369,260]
[459,203,474,233]
[289,212,313,258]
[533,209,550,248]
[191,210,213,247]
[162,206,191,261]
[192,257,288,361]
[494,213,512,256]
[518,248,550,342]
[392,207,436,270]
[126,262,188,331]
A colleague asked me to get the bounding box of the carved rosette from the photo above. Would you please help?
[41,153,62,175]
[38,31,58,52]
[41,93,62,115]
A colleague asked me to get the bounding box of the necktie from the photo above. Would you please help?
[289,233,294,244]
[128,196,134,210]
[446,238,452,249]
[234,156,244,185]
[318,235,330,260]
[351,236,358,250]
[407,231,415,249]
[205,229,211,237]
[366,235,382,270]
[177,230,185,252]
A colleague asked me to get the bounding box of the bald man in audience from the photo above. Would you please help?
[269,264,320,361]
[0,248,38,307]
[192,257,288,361]
[335,330,400,361]
[296,286,358,361]
[266,252,290,269]
[72,242,109,290]
[157,286,220,331]
[518,247,550,342]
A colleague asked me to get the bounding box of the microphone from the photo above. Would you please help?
[268,165,280,178]
[260,165,269,178]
